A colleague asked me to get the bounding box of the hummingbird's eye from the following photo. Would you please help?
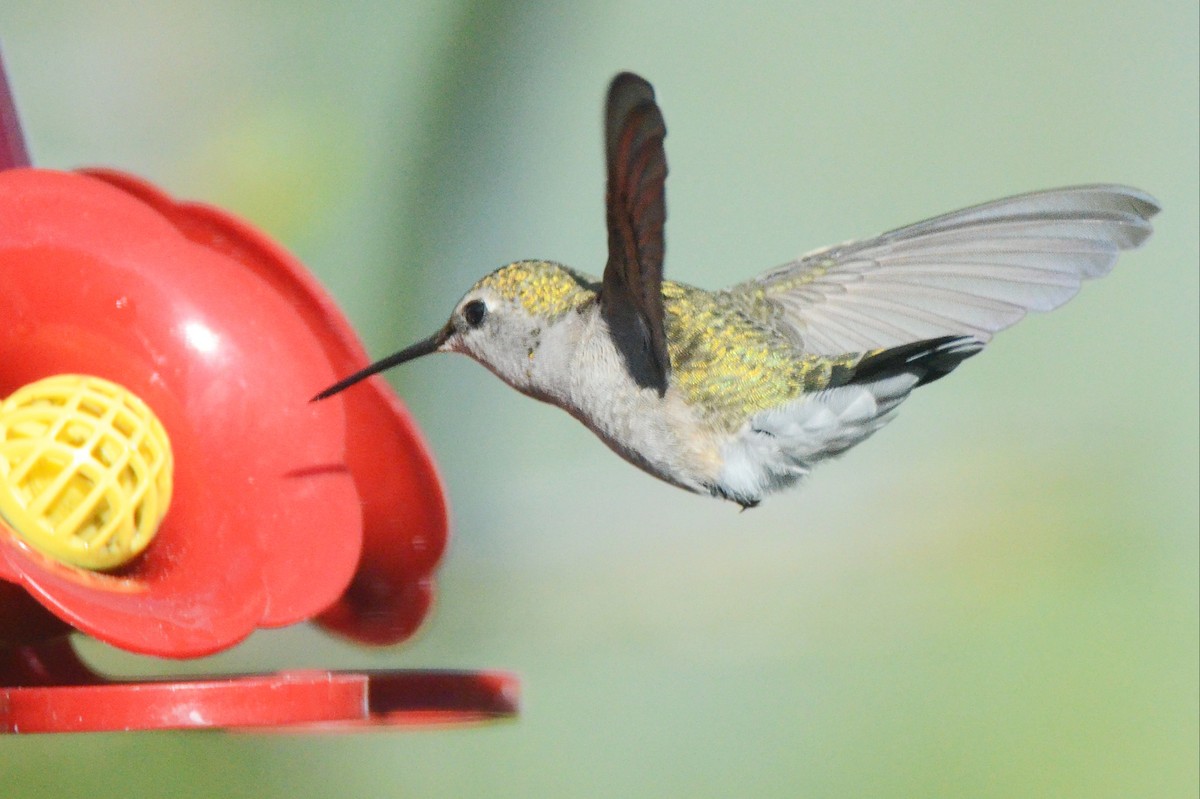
[463,299,488,328]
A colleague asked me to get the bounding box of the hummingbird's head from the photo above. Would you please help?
[313,260,595,401]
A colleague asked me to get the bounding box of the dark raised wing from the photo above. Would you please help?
[601,72,670,395]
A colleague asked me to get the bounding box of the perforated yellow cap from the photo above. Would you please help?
[0,375,173,570]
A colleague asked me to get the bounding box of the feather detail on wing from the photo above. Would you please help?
[729,185,1159,355]
[601,72,670,394]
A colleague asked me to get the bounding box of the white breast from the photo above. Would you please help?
[563,309,722,495]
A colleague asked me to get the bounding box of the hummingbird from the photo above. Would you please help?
[315,72,1158,508]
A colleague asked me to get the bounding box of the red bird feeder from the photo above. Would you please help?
[0,53,517,732]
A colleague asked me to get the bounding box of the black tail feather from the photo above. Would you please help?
[849,335,984,388]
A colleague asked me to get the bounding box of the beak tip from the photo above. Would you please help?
[310,383,345,402]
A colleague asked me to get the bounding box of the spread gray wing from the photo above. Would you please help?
[729,185,1159,355]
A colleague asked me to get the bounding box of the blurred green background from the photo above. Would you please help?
[2,2,1196,796]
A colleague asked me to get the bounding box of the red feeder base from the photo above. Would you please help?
[0,638,518,733]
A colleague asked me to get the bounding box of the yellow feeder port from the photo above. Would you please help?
[0,375,173,571]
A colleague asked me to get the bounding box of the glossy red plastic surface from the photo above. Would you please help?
[0,638,518,732]
[0,166,450,656]
[80,169,450,646]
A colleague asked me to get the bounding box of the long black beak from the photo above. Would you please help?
[311,324,451,401]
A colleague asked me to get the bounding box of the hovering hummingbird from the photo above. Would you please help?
[316,72,1158,507]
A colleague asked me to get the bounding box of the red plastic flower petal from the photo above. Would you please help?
[0,167,447,657]
[81,168,449,645]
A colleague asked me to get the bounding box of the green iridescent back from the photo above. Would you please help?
[476,261,862,430]
[662,282,861,428]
